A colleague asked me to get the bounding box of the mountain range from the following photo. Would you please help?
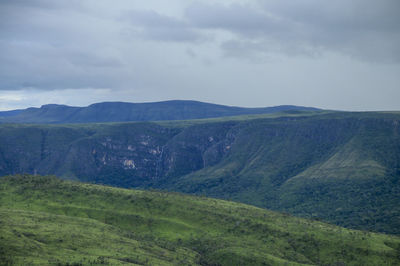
[0,102,399,236]
[0,100,320,124]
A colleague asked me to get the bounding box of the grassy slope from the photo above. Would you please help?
[1,175,400,265]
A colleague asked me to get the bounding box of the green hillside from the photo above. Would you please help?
[0,111,399,236]
[1,175,400,265]
[163,113,400,235]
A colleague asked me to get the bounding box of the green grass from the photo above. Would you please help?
[154,110,332,128]
[1,175,400,265]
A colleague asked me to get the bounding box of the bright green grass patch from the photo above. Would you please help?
[0,209,196,265]
[1,174,400,265]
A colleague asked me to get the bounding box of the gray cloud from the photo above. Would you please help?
[186,3,284,36]
[122,9,203,42]
[0,38,125,91]
[184,0,400,63]
[0,0,128,91]
[220,39,319,63]
[0,0,399,112]
[0,0,83,9]
[265,0,400,31]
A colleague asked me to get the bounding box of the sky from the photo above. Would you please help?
[0,0,399,111]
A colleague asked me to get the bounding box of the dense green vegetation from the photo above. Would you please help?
[1,175,400,265]
[0,111,400,236]
[0,100,319,124]
[161,113,400,235]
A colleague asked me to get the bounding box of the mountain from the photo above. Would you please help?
[0,100,320,124]
[0,111,399,236]
[1,174,399,265]
[0,109,24,117]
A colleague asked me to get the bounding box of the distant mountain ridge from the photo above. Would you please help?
[0,100,320,124]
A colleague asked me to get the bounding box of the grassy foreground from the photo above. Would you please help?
[0,175,399,265]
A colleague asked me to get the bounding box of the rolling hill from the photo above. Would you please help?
[0,111,399,236]
[1,174,399,265]
[0,100,320,124]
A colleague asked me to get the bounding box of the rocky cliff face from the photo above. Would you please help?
[1,114,399,188]
[0,122,240,187]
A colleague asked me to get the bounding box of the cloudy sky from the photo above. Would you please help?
[1,0,399,111]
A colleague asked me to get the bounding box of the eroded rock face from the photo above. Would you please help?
[155,122,237,179]
[1,115,400,190]
[0,121,239,187]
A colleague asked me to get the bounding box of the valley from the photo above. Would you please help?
[2,0,398,264]
[0,110,399,235]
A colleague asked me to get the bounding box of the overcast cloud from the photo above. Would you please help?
[0,0,399,111]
